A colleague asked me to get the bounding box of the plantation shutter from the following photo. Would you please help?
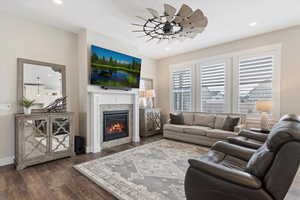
[238,56,273,114]
[200,63,226,113]
[172,69,192,112]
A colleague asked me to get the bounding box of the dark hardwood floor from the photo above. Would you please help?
[0,135,299,200]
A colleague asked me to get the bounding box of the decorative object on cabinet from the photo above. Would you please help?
[43,96,67,113]
[139,108,162,137]
[17,58,66,113]
[20,97,35,115]
[15,112,75,170]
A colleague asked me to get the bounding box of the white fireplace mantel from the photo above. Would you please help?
[87,87,140,153]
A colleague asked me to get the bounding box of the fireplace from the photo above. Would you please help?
[103,110,129,142]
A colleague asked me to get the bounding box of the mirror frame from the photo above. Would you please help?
[17,58,66,113]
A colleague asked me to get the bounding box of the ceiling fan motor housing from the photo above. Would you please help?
[163,22,173,34]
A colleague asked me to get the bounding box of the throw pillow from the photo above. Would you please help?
[222,117,240,131]
[194,113,216,128]
[169,113,184,125]
[182,112,194,125]
[214,115,228,129]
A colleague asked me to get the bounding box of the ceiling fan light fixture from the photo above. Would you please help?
[132,3,208,43]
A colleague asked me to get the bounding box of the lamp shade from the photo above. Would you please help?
[256,101,272,112]
[146,89,156,98]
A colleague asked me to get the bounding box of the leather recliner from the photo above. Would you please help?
[184,114,300,200]
[228,129,269,149]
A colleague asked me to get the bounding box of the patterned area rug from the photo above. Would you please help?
[74,140,208,200]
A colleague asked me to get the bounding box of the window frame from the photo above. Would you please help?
[169,64,196,112]
[232,47,281,119]
[196,58,232,113]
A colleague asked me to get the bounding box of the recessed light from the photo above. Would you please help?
[249,22,257,27]
[165,47,170,51]
[53,0,63,5]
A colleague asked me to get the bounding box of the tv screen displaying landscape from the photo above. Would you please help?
[90,45,142,88]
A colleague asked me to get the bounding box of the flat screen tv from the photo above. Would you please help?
[90,45,142,89]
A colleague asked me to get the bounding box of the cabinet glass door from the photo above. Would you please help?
[51,117,70,152]
[146,110,161,131]
[23,119,48,160]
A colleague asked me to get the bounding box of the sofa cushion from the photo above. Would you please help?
[169,112,184,125]
[163,124,186,132]
[214,115,228,129]
[182,113,194,125]
[222,117,240,131]
[194,113,216,128]
[183,126,211,136]
[206,129,237,140]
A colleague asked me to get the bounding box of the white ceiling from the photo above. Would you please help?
[1,0,300,59]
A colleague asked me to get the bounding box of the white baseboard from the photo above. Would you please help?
[0,156,14,167]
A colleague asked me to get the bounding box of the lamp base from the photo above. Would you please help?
[260,112,270,131]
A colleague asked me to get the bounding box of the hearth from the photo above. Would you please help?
[103,110,129,142]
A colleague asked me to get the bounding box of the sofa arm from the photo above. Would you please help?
[212,141,256,161]
[188,158,262,189]
[239,130,268,142]
[234,124,246,133]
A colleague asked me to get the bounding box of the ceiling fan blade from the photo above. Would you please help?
[177,4,193,18]
[193,27,205,33]
[136,16,148,21]
[147,8,160,18]
[164,4,177,22]
[181,16,208,30]
[131,23,144,27]
[193,16,208,28]
[188,9,204,22]
[173,16,184,24]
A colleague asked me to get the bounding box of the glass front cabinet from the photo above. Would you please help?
[15,112,74,170]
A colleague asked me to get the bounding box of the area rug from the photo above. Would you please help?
[74,139,208,200]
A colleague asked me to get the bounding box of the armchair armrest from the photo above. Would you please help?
[212,141,256,161]
[188,158,262,189]
[239,130,268,142]
[234,124,246,133]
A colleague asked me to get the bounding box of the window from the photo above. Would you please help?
[238,56,273,114]
[200,62,226,113]
[169,45,280,118]
[171,68,192,112]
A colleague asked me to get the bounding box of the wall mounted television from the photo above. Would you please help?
[90,45,142,89]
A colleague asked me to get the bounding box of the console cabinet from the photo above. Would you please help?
[15,112,75,170]
[139,108,162,137]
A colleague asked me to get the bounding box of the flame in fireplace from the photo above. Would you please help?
[106,123,125,133]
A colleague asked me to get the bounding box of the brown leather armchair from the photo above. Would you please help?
[184,114,300,200]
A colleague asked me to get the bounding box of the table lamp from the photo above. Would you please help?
[256,101,272,131]
[139,91,147,108]
[145,89,156,108]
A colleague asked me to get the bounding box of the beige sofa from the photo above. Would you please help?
[163,112,246,147]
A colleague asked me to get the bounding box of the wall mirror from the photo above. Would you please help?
[17,58,66,113]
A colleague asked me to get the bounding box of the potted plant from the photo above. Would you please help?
[21,97,35,115]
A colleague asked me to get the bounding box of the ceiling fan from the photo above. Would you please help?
[132,3,208,43]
